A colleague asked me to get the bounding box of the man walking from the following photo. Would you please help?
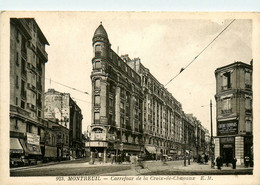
[216,156,222,170]
[232,157,237,169]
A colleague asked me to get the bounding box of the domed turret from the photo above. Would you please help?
[94,23,108,38]
[92,22,110,45]
[92,22,111,58]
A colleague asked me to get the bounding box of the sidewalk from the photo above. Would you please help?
[103,160,253,176]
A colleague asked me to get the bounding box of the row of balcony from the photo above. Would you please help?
[221,84,252,91]
[221,108,252,114]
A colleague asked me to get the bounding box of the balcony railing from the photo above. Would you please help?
[221,108,232,114]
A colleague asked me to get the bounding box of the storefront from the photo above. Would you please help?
[10,138,24,166]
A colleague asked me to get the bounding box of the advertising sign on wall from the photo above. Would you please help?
[27,133,40,145]
[217,121,238,136]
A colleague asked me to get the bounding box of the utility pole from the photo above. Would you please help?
[210,99,214,168]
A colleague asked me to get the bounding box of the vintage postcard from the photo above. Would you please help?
[0,11,260,185]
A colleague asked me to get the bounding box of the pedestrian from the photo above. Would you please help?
[198,155,201,164]
[232,157,237,169]
[205,154,208,164]
[98,153,102,163]
[111,154,115,164]
[216,156,221,170]
[245,156,250,167]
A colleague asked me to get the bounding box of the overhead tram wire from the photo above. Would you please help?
[165,19,236,87]
[45,77,89,95]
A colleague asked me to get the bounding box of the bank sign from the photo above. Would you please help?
[27,133,40,145]
[217,122,238,136]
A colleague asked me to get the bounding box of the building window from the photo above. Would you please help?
[15,97,18,105]
[222,72,231,90]
[222,98,231,114]
[38,127,41,135]
[15,75,19,88]
[94,112,100,124]
[109,114,113,125]
[120,117,124,127]
[21,80,26,99]
[245,98,252,113]
[94,95,100,106]
[21,100,25,109]
[245,72,252,89]
[95,61,101,69]
[26,124,32,133]
[94,79,100,89]
[16,52,19,65]
[109,98,113,107]
[21,58,26,77]
[245,120,252,133]
[95,45,101,57]
[38,110,41,117]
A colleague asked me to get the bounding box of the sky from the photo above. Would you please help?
[4,12,253,134]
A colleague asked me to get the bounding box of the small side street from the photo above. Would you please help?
[10,159,253,176]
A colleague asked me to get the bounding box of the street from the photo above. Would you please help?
[10,159,253,176]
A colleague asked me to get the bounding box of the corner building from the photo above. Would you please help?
[214,61,253,165]
[87,23,206,162]
[88,23,143,162]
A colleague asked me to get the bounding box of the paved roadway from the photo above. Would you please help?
[10,159,253,176]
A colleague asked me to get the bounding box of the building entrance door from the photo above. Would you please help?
[222,147,233,164]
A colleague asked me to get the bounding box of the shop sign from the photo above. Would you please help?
[217,122,238,136]
[220,137,234,143]
[27,133,40,145]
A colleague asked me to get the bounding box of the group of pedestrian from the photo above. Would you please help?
[197,153,209,164]
[216,156,237,170]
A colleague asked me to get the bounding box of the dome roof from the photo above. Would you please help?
[94,22,108,38]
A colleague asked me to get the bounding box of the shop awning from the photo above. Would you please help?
[45,146,57,157]
[145,146,156,154]
[19,139,41,155]
[10,138,23,154]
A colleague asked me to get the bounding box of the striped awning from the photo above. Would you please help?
[10,138,23,154]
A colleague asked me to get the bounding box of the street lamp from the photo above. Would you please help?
[210,100,214,168]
